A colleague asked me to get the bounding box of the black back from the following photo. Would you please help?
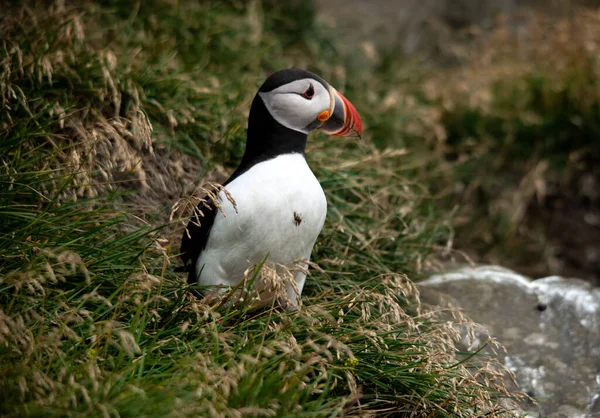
[179,69,324,283]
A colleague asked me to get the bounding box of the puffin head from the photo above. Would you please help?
[257,68,362,138]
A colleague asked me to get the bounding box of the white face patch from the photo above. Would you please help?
[258,78,331,134]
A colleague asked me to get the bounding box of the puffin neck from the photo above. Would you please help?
[225,95,308,185]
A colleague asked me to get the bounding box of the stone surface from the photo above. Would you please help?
[419,266,600,417]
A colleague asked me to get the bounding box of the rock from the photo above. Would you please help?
[419,266,600,417]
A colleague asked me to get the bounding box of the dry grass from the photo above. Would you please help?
[0,1,529,416]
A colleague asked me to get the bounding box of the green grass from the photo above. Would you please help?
[0,1,527,416]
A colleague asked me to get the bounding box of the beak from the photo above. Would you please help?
[318,87,362,137]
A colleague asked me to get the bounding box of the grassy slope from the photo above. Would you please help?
[0,1,525,417]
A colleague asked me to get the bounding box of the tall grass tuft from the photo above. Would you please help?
[1,1,525,416]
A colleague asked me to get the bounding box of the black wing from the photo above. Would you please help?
[180,166,245,284]
[179,198,218,284]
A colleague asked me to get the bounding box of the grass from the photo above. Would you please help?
[0,1,538,416]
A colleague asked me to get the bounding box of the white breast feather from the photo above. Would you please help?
[195,154,327,290]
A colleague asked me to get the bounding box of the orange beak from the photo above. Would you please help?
[319,87,363,138]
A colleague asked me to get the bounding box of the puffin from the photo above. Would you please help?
[179,68,362,307]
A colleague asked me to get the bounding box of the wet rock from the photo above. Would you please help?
[419,266,600,417]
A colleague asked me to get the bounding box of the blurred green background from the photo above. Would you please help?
[317,0,600,284]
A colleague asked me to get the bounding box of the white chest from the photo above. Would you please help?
[196,153,327,285]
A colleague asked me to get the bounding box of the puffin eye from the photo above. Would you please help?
[301,84,315,100]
